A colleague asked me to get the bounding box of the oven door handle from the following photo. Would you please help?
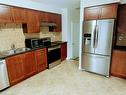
[48,46,61,52]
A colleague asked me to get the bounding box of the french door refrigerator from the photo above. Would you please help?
[82,19,115,77]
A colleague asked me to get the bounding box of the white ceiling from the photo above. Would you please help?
[30,0,80,9]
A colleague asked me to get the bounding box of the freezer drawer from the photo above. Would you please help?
[82,53,111,76]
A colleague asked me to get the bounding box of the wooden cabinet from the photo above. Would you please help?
[26,10,40,33]
[61,42,67,61]
[48,13,56,23]
[6,54,24,86]
[100,4,118,19]
[0,5,13,22]
[84,4,118,20]
[84,7,100,20]
[35,48,47,73]
[55,14,62,32]
[6,49,47,86]
[11,7,27,23]
[0,4,62,33]
[23,51,37,78]
[40,12,49,22]
[40,12,62,32]
[111,50,126,78]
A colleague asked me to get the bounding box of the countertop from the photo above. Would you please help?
[0,41,67,59]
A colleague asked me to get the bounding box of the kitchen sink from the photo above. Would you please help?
[2,50,15,55]
[2,48,31,56]
[16,47,31,52]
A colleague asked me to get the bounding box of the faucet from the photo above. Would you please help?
[11,44,16,51]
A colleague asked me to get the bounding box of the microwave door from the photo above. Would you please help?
[83,20,97,54]
[94,19,114,56]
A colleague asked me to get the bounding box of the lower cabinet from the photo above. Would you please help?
[111,50,126,78]
[6,54,24,86]
[61,42,67,61]
[23,51,37,78]
[35,48,47,73]
[5,48,47,86]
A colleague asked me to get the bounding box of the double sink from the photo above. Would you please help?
[1,48,31,56]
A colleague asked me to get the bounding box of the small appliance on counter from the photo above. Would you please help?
[25,38,40,49]
[39,37,51,47]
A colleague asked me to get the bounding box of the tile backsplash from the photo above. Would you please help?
[24,27,62,42]
[0,24,61,51]
[0,23,25,51]
[39,27,61,42]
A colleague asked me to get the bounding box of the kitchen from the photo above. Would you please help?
[0,0,126,95]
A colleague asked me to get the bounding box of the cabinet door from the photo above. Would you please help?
[40,12,49,22]
[111,50,126,78]
[11,7,27,23]
[0,5,13,22]
[84,7,100,20]
[6,54,24,86]
[55,14,62,32]
[48,13,56,23]
[35,48,47,73]
[61,42,67,61]
[23,51,37,78]
[26,10,40,33]
[100,4,118,19]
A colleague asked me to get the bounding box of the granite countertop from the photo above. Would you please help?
[0,41,67,59]
[0,46,46,59]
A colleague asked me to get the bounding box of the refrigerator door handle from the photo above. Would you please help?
[93,25,97,48]
[95,26,99,48]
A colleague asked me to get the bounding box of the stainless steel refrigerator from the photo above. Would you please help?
[82,19,115,77]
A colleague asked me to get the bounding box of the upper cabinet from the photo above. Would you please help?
[0,5,13,22]
[0,4,62,33]
[55,14,62,32]
[25,10,40,33]
[40,12,49,22]
[48,13,56,23]
[84,3,118,20]
[84,7,100,20]
[11,7,27,23]
[40,12,62,32]
[100,4,118,19]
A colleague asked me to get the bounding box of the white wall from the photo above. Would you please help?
[79,0,121,70]
[121,0,126,3]
[62,8,80,59]
[0,0,62,13]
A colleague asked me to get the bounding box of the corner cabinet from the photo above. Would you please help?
[61,42,67,61]
[84,3,118,20]
[111,50,126,78]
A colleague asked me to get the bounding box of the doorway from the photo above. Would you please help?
[71,22,80,59]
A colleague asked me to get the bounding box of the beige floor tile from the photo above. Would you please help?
[1,60,126,95]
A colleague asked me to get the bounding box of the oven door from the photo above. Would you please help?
[47,46,61,68]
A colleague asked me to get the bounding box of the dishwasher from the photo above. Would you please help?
[0,59,10,91]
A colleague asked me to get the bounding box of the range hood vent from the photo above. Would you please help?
[40,22,56,27]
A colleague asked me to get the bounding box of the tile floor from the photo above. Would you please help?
[1,60,126,95]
